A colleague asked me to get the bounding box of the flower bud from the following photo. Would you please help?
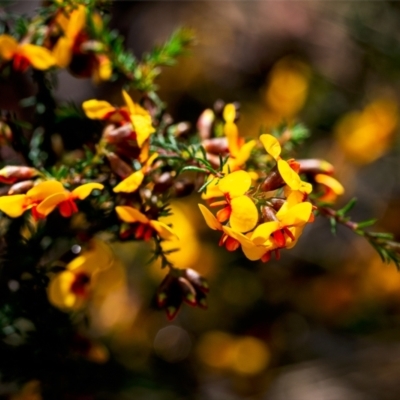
[173,179,195,198]
[0,166,38,184]
[103,124,134,144]
[168,122,191,137]
[298,159,335,176]
[8,180,34,195]
[106,153,133,179]
[197,109,215,140]
[260,166,285,192]
[153,172,174,194]
[261,206,279,222]
[202,137,229,154]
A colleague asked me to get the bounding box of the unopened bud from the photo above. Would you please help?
[298,159,335,176]
[269,197,286,211]
[8,180,34,195]
[168,122,191,137]
[106,153,133,179]
[260,166,285,192]
[197,109,215,140]
[178,277,197,306]
[213,99,225,115]
[173,179,195,197]
[0,166,38,184]
[202,137,229,154]
[103,124,134,144]
[153,172,174,193]
[261,206,279,222]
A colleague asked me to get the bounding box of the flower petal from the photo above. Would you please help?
[113,171,144,193]
[52,36,73,68]
[277,202,312,226]
[48,270,81,310]
[122,90,136,115]
[131,114,155,148]
[315,174,344,196]
[82,99,116,120]
[260,134,281,160]
[150,220,177,240]
[223,104,236,123]
[201,177,224,200]
[0,194,27,217]
[218,170,251,197]
[233,140,256,167]
[66,5,86,39]
[230,195,258,232]
[20,44,55,70]
[251,221,280,245]
[277,159,301,190]
[115,206,149,224]
[36,192,69,216]
[72,183,104,199]
[198,204,222,230]
[241,243,270,261]
[27,181,65,202]
[0,35,18,59]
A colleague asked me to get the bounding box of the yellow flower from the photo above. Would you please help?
[115,206,177,241]
[265,57,310,120]
[113,153,158,193]
[0,35,55,72]
[335,98,398,164]
[48,239,124,310]
[211,170,259,233]
[82,90,155,148]
[0,181,103,219]
[260,133,312,195]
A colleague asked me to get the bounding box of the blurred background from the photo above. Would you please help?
[5,1,400,399]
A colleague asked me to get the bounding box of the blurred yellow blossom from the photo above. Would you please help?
[335,98,398,164]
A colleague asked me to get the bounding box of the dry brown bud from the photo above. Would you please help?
[106,153,133,179]
[8,180,35,195]
[260,167,285,192]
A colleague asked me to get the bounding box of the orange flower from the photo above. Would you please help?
[82,90,155,148]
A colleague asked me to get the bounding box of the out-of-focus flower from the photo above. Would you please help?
[314,174,344,203]
[0,35,55,72]
[196,331,270,375]
[157,268,209,320]
[265,57,310,123]
[53,5,112,82]
[83,91,155,148]
[10,380,42,400]
[335,98,398,164]
[48,239,124,310]
[116,205,176,241]
[0,181,103,219]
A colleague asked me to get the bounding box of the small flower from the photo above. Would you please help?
[115,206,177,241]
[209,170,259,233]
[0,34,55,72]
[82,90,155,148]
[48,239,124,310]
[314,174,344,203]
[260,133,312,195]
[157,268,209,320]
[0,181,103,219]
